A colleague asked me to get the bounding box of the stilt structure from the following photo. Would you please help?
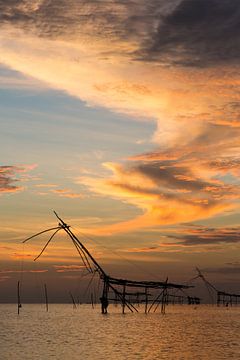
[217,291,240,307]
[195,268,240,306]
[23,212,193,314]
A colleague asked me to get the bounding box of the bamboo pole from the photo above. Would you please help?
[144,287,148,314]
[69,291,77,309]
[44,283,49,312]
[91,293,94,309]
[122,283,126,314]
[17,281,21,315]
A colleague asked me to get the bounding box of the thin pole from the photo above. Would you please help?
[144,287,148,314]
[69,291,77,309]
[122,283,126,314]
[17,281,21,315]
[91,293,94,309]
[44,283,49,312]
[161,288,166,314]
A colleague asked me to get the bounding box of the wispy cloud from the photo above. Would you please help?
[53,264,85,272]
[203,266,240,275]
[0,269,48,274]
[35,183,58,188]
[51,188,85,199]
[0,164,37,195]
[166,226,240,246]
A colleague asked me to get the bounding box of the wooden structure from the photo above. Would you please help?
[24,212,193,314]
[217,291,240,307]
[195,267,240,306]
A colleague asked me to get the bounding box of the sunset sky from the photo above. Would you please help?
[0,0,239,302]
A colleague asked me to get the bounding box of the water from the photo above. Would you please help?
[0,304,239,360]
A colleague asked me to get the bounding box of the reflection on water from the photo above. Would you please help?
[0,304,239,360]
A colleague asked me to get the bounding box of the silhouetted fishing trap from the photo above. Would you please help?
[22,212,200,314]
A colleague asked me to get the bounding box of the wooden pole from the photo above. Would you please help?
[108,283,136,313]
[122,283,126,314]
[161,288,167,314]
[69,291,77,309]
[91,293,94,309]
[144,287,148,314]
[17,281,21,315]
[44,283,49,312]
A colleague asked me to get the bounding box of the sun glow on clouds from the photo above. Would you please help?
[1,25,239,149]
[78,161,237,235]
[1,0,240,238]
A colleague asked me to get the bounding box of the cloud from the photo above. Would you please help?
[12,253,35,259]
[140,0,240,67]
[78,159,237,234]
[2,1,240,68]
[35,183,58,188]
[53,264,85,272]
[0,1,177,44]
[0,269,48,274]
[167,226,240,246]
[77,117,240,234]
[203,266,240,275]
[0,164,37,195]
[0,275,10,282]
[51,188,85,199]
[0,6,239,150]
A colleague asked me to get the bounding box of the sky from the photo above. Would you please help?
[0,0,239,302]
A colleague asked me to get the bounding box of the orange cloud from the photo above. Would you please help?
[78,160,235,235]
[0,269,48,274]
[53,265,85,272]
[51,189,85,199]
[12,253,34,259]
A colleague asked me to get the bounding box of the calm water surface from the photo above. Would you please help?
[0,304,239,359]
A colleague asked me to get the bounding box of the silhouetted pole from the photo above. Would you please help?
[44,283,49,312]
[144,287,148,314]
[91,293,94,309]
[69,291,77,309]
[122,283,126,314]
[17,281,21,315]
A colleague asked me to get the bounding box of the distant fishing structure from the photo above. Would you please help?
[23,212,195,314]
[193,267,240,307]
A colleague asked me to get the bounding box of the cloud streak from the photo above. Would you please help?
[166,226,240,246]
[51,188,85,199]
[0,165,36,195]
